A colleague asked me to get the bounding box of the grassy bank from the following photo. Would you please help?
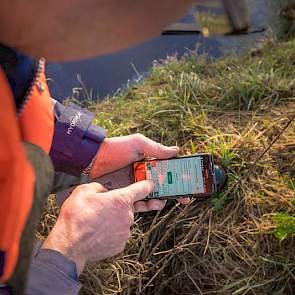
[41,38,295,294]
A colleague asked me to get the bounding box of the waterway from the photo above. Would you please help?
[46,0,290,102]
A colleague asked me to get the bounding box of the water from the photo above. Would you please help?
[46,0,285,102]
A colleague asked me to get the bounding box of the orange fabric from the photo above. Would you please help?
[134,162,147,182]
[19,59,54,153]
[0,59,54,282]
[0,69,35,282]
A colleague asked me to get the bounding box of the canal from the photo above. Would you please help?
[46,0,289,102]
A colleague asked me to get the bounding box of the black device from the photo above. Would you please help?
[134,153,223,199]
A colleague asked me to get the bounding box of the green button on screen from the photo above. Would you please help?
[167,172,173,184]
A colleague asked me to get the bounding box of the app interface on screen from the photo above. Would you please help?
[146,157,205,198]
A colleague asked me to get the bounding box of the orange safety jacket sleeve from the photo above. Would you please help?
[0,44,105,293]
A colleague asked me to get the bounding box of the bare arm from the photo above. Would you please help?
[0,0,194,61]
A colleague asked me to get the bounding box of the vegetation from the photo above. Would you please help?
[40,37,295,294]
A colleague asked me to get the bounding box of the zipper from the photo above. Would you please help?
[17,58,45,117]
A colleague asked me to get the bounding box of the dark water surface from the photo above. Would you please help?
[46,0,282,102]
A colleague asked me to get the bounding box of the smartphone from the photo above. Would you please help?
[133,153,217,199]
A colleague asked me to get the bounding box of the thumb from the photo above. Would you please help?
[136,135,179,159]
[112,180,155,205]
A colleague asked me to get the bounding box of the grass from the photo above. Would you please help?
[39,37,295,294]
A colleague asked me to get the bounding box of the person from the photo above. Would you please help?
[0,1,195,294]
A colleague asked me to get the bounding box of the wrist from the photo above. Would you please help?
[88,140,107,179]
[81,156,96,177]
[42,231,86,275]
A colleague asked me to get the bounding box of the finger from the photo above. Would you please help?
[112,180,155,204]
[133,201,149,213]
[147,199,166,211]
[73,182,108,194]
[134,199,166,212]
[178,197,191,205]
[135,135,179,159]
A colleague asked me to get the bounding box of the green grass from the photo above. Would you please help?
[40,38,295,294]
[273,213,295,241]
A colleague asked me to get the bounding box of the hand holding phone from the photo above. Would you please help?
[134,154,219,199]
[56,153,226,206]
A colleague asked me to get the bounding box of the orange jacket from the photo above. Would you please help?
[0,44,105,286]
[0,59,54,282]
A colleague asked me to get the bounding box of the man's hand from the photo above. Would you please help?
[90,134,189,205]
[90,134,179,178]
[42,181,168,275]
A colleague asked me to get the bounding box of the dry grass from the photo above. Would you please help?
[39,38,295,294]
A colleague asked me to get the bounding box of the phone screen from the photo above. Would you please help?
[134,154,215,199]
